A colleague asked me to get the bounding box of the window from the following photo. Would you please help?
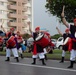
[0,1,4,5]
[0,10,3,14]
[0,19,2,22]
[28,0,30,1]
[0,10,7,14]
[58,38,63,41]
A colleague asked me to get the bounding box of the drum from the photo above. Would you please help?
[7,36,16,47]
[35,33,50,48]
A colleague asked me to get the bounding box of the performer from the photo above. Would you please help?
[0,36,3,51]
[61,5,76,68]
[1,25,19,62]
[56,27,70,63]
[15,31,24,59]
[29,26,46,65]
[0,30,5,51]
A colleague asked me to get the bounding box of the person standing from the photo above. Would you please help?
[15,31,24,59]
[56,27,70,63]
[30,26,46,65]
[61,5,76,68]
[1,26,19,62]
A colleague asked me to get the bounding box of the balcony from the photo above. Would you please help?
[8,0,16,2]
[22,7,28,12]
[25,10,31,15]
[7,13,17,18]
[7,5,17,10]
[22,0,28,4]
[25,3,31,7]
[22,15,28,20]
[7,21,17,26]
[25,18,31,22]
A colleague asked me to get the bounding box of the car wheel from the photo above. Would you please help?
[59,45,62,50]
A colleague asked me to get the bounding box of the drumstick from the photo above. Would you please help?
[2,19,4,26]
[56,20,59,27]
[62,5,65,13]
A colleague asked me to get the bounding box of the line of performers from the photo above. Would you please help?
[0,26,25,62]
[0,5,76,69]
[0,25,55,65]
[28,5,76,68]
[0,20,76,68]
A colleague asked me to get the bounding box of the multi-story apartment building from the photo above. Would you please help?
[0,0,9,31]
[0,0,33,34]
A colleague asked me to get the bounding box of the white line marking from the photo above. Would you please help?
[10,62,76,72]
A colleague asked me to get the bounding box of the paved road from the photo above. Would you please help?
[0,56,76,75]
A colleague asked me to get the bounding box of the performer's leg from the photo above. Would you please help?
[5,48,11,61]
[39,53,46,65]
[19,47,24,59]
[68,49,75,68]
[44,54,48,60]
[12,48,19,62]
[43,48,48,60]
[60,50,66,63]
[32,55,37,64]
[41,59,46,65]
[75,50,76,63]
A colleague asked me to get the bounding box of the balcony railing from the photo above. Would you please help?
[7,5,17,10]
[7,21,17,26]
[22,15,28,20]
[22,7,28,12]
[22,0,28,4]
[7,13,17,18]
[8,0,16,2]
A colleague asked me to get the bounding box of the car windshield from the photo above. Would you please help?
[51,40,56,42]
[58,38,63,41]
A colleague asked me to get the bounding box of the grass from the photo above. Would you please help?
[0,49,70,60]
[47,49,70,60]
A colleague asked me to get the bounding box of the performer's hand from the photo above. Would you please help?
[56,27,58,30]
[61,5,65,17]
[1,25,2,28]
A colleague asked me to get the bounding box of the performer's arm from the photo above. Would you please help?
[28,22,32,34]
[1,25,6,33]
[56,27,63,36]
[61,5,69,28]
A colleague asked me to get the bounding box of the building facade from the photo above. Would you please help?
[0,0,33,34]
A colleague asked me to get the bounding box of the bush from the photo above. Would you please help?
[22,33,31,39]
[51,34,61,39]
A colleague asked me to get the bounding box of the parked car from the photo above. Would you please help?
[51,39,57,49]
[27,37,34,52]
[56,37,63,50]
[27,37,34,47]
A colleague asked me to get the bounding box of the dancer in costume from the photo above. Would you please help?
[1,26,19,62]
[31,27,46,65]
[15,31,24,59]
[56,27,70,63]
[61,5,76,68]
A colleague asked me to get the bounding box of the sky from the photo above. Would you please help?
[33,0,66,36]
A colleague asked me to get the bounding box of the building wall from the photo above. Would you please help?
[0,0,33,34]
[0,0,9,31]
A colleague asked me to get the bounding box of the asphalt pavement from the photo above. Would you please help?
[0,56,76,75]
